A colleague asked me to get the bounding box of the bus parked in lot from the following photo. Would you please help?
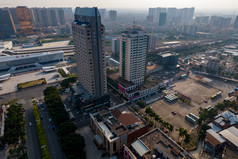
[189,113,199,121]
[211,94,217,100]
[185,115,196,125]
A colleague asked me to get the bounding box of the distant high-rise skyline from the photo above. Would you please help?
[72,7,107,98]
[0,0,237,11]
[148,7,194,23]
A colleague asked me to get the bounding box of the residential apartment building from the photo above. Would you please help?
[0,9,16,38]
[16,6,34,35]
[109,10,117,21]
[120,27,148,85]
[148,34,157,51]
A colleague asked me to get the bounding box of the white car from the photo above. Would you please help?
[29,122,32,127]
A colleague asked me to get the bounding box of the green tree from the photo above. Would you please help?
[184,133,191,143]
[137,101,146,108]
[4,102,25,145]
[57,122,77,137]
[61,133,86,159]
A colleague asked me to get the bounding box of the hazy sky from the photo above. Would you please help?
[0,0,237,11]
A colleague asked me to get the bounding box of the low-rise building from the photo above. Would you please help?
[123,128,195,159]
[0,51,64,72]
[205,110,238,154]
[157,52,179,71]
[90,107,149,156]
[107,73,164,101]
[70,82,110,112]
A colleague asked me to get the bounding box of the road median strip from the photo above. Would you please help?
[32,103,51,159]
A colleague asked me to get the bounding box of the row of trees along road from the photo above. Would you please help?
[43,86,86,159]
[3,99,28,159]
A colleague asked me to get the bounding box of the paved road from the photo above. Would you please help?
[0,82,65,159]
[78,126,109,159]
[39,105,66,159]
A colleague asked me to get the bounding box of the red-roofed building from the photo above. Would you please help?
[90,107,149,156]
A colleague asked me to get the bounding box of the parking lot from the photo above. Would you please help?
[145,72,237,140]
[0,70,62,95]
[173,78,220,104]
[149,99,196,138]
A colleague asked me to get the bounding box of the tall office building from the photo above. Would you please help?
[177,7,194,22]
[40,8,50,27]
[234,16,238,29]
[159,12,167,26]
[0,9,16,38]
[58,9,66,25]
[210,16,231,28]
[183,24,197,35]
[99,8,106,19]
[167,8,177,21]
[111,38,120,59]
[120,27,148,85]
[109,10,117,21]
[63,8,73,23]
[156,7,166,18]
[148,34,157,51]
[148,8,156,18]
[49,9,58,26]
[72,7,107,97]
[16,6,34,35]
[30,8,42,27]
[9,8,20,31]
[195,16,209,24]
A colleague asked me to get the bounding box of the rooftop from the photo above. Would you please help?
[108,73,135,88]
[206,129,226,146]
[111,108,140,127]
[219,126,238,147]
[92,107,147,138]
[215,110,238,126]
[131,139,150,157]
[0,51,64,63]
[158,51,179,58]
[140,79,163,91]
[138,128,194,159]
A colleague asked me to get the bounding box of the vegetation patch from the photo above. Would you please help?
[44,86,86,159]
[60,76,77,88]
[33,105,51,159]
[68,40,74,45]
[17,78,46,90]
[4,100,28,159]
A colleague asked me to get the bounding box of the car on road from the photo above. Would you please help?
[29,122,32,127]
[204,100,208,103]
[172,111,177,115]
[49,118,52,122]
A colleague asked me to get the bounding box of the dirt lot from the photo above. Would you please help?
[173,78,220,104]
